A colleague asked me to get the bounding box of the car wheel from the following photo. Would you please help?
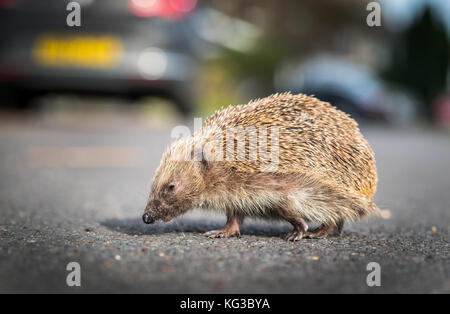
[2,89,34,111]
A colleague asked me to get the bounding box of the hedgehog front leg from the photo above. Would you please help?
[204,213,244,238]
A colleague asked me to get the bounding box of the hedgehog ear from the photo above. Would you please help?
[193,148,208,170]
[200,154,208,170]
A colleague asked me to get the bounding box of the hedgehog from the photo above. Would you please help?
[142,93,379,241]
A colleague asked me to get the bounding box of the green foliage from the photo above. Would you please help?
[382,7,450,119]
[221,38,286,84]
[195,37,286,116]
[195,61,245,116]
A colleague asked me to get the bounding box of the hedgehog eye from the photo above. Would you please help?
[168,184,175,192]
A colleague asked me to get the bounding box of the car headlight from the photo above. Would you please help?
[137,47,168,80]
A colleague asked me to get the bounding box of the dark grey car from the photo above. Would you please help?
[0,0,199,114]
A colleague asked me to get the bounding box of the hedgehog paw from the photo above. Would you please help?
[204,229,240,239]
[304,223,338,239]
[304,230,329,239]
[285,230,304,241]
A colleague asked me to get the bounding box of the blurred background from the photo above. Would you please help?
[0,0,449,125]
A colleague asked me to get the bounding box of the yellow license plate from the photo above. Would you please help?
[33,35,123,69]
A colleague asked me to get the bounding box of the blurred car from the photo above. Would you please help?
[434,93,450,127]
[0,0,199,114]
[275,55,420,124]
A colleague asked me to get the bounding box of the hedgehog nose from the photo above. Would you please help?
[142,212,155,224]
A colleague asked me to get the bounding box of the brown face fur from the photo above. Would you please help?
[144,157,206,223]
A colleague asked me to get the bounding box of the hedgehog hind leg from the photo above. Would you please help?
[337,220,344,235]
[304,220,344,239]
[285,220,308,241]
[280,209,309,241]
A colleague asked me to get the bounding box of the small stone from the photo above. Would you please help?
[159,252,170,260]
[431,226,437,232]
[311,256,319,261]
[380,209,392,219]
[115,254,121,261]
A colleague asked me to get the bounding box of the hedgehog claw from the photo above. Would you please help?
[204,229,240,239]
[304,230,329,239]
[204,215,243,239]
[285,230,304,241]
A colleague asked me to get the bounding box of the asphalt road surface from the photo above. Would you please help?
[0,112,449,293]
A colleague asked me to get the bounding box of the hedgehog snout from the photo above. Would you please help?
[142,199,163,224]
